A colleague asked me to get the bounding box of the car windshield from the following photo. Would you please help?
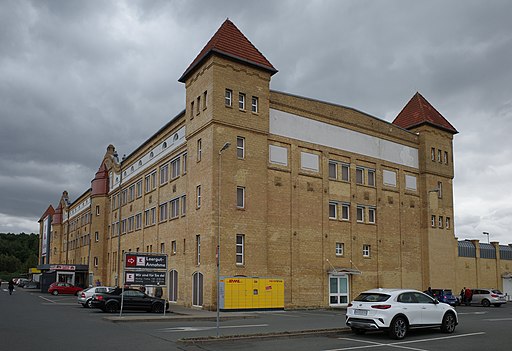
[354,293,390,302]
[444,290,453,295]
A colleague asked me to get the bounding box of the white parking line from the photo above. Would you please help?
[39,295,56,303]
[483,318,512,321]
[457,311,486,315]
[326,332,486,351]
[158,324,269,332]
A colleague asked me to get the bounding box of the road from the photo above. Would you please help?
[1,283,511,350]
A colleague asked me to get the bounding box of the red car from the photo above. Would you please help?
[48,282,83,296]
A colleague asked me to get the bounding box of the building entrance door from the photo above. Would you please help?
[329,274,349,306]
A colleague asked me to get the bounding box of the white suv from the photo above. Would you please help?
[346,288,458,339]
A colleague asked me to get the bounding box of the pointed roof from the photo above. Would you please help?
[392,92,458,134]
[179,19,277,82]
[38,205,55,222]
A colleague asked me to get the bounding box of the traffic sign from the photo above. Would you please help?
[125,253,167,269]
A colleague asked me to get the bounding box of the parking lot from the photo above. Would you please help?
[1,285,512,351]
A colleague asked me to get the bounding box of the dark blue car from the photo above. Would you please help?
[425,289,459,306]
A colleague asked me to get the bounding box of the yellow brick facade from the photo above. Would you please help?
[38,21,512,308]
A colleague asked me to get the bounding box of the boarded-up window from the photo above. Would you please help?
[383,170,397,187]
[269,145,288,166]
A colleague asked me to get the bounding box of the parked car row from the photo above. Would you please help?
[89,287,169,313]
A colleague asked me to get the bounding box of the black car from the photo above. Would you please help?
[90,288,169,313]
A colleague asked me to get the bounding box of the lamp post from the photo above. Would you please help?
[217,142,230,338]
[483,231,490,244]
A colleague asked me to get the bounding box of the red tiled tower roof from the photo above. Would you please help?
[179,19,277,82]
[392,92,458,134]
[38,205,55,222]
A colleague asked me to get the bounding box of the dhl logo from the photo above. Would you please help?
[228,279,241,283]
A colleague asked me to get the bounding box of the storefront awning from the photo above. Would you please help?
[328,267,361,275]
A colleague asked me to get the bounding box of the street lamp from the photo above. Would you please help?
[483,231,490,244]
[217,141,230,338]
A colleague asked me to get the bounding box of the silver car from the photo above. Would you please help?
[77,286,114,308]
[468,288,506,307]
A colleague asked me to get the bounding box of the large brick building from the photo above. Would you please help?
[37,20,512,308]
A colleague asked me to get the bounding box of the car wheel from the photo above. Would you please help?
[351,327,366,335]
[388,316,408,340]
[152,302,164,313]
[493,303,502,307]
[52,290,59,296]
[440,312,456,333]
[105,301,119,313]
[86,299,93,308]
[482,299,490,307]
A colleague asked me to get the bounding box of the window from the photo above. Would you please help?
[329,161,337,179]
[169,270,178,302]
[225,89,232,107]
[159,202,168,222]
[181,195,187,216]
[341,203,350,220]
[431,147,436,161]
[96,205,100,216]
[160,164,169,185]
[336,243,344,256]
[446,217,451,229]
[383,169,397,187]
[300,152,319,172]
[196,185,201,208]
[135,213,142,230]
[437,149,442,163]
[431,215,436,227]
[437,181,443,198]
[128,184,135,202]
[236,234,244,265]
[182,153,187,174]
[170,198,180,218]
[444,151,448,164]
[171,240,177,255]
[150,207,156,225]
[341,164,350,181]
[251,96,258,113]
[94,257,98,267]
[237,186,245,209]
[128,216,134,232]
[197,139,202,161]
[269,145,288,166]
[329,202,337,219]
[237,137,245,159]
[203,91,207,109]
[368,207,376,224]
[192,272,203,307]
[438,216,444,228]
[196,96,200,115]
[357,206,365,222]
[160,242,165,253]
[95,231,99,242]
[368,169,375,186]
[196,235,201,265]
[190,100,194,118]
[239,93,245,110]
[171,157,180,179]
[136,179,143,198]
[144,210,150,227]
[363,244,371,257]
[145,175,151,193]
[356,167,364,184]
[405,174,417,191]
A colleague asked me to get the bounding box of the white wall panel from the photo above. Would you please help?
[270,109,418,169]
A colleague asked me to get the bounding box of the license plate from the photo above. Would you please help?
[354,309,367,316]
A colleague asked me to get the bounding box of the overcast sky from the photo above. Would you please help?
[1,0,511,245]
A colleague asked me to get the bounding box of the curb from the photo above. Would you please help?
[178,328,350,343]
[103,313,258,323]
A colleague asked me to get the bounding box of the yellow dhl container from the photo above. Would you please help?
[219,277,284,311]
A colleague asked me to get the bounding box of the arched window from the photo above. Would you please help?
[192,271,203,307]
